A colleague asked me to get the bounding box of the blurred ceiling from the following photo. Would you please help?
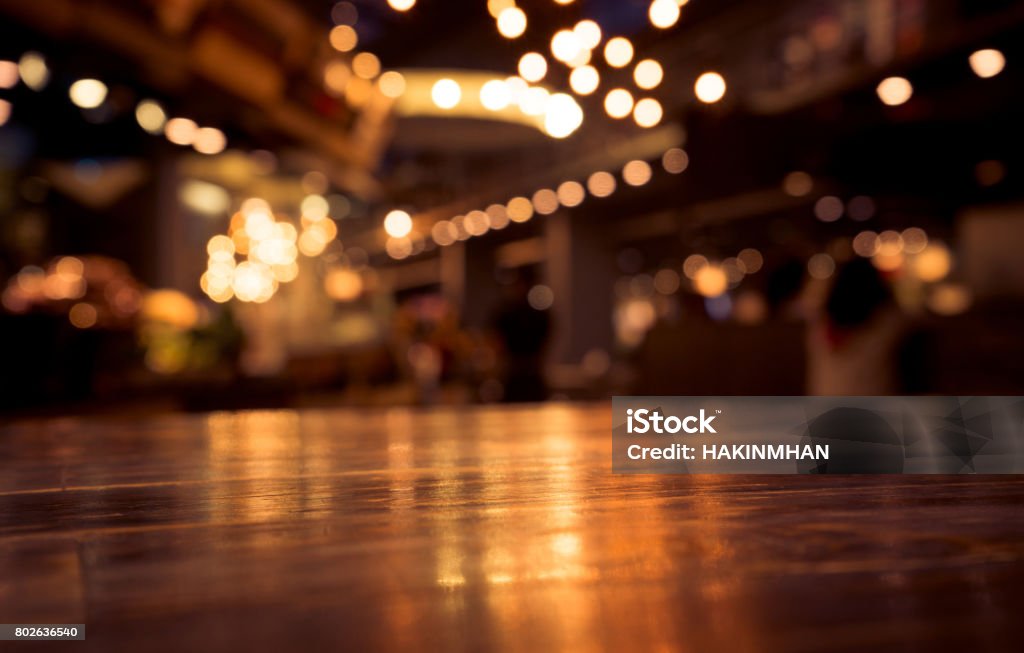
[2,0,1024,251]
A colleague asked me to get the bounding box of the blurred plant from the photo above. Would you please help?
[138,289,243,374]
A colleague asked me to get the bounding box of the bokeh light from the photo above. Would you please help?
[782,171,813,197]
[807,253,836,280]
[928,283,972,316]
[633,98,663,128]
[693,265,727,297]
[193,127,226,155]
[332,2,358,25]
[543,93,584,138]
[384,210,413,238]
[694,72,726,103]
[182,181,229,215]
[532,188,559,215]
[557,181,585,207]
[551,29,584,64]
[325,268,363,300]
[969,49,1005,78]
[604,88,634,118]
[135,99,167,134]
[814,196,843,222]
[683,254,708,279]
[18,51,49,90]
[323,60,351,96]
[329,25,358,52]
[914,243,952,282]
[622,160,652,186]
[573,20,602,49]
[737,248,763,273]
[487,0,515,19]
[852,230,880,257]
[877,230,903,256]
[634,59,664,89]
[662,148,689,173]
[432,220,457,246]
[518,53,547,82]
[352,52,381,79]
[649,0,681,29]
[207,235,235,258]
[497,7,527,39]
[480,79,512,110]
[449,216,468,241]
[69,79,107,109]
[378,71,406,98]
[587,171,616,197]
[465,210,489,236]
[527,285,554,310]
[165,117,198,146]
[69,302,98,329]
[486,204,510,230]
[723,258,746,285]
[569,65,600,95]
[902,227,928,254]
[507,196,534,222]
[654,268,681,294]
[876,76,913,106]
[432,78,462,109]
[0,60,16,89]
[301,195,330,220]
[386,237,414,260]
[604,37,634,68]
[232,261,276,303]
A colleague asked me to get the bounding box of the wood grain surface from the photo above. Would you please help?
[2,404,1023,652]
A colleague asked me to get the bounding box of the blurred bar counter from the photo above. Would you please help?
[2,404,1023,652]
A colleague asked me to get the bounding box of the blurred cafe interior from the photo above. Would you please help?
[5,2,1024,652]
[2,0,1024,414]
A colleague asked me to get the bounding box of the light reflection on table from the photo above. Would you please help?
[1,404,1022,652]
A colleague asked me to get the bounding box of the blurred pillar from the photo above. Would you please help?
[545,211,615,365]
[440,241,465,314]
[448,240,498,329]
[154,154,204,292]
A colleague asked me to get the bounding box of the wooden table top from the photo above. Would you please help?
[2,403,1023,652]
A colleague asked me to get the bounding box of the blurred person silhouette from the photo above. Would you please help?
[807,258,915,395]
[490,269,551,403]
[766,258,808,320]
[391,296,451,404]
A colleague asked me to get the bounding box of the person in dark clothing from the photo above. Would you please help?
[491,273,552,403]
[808,258,920,394]
[823,257,893,331]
